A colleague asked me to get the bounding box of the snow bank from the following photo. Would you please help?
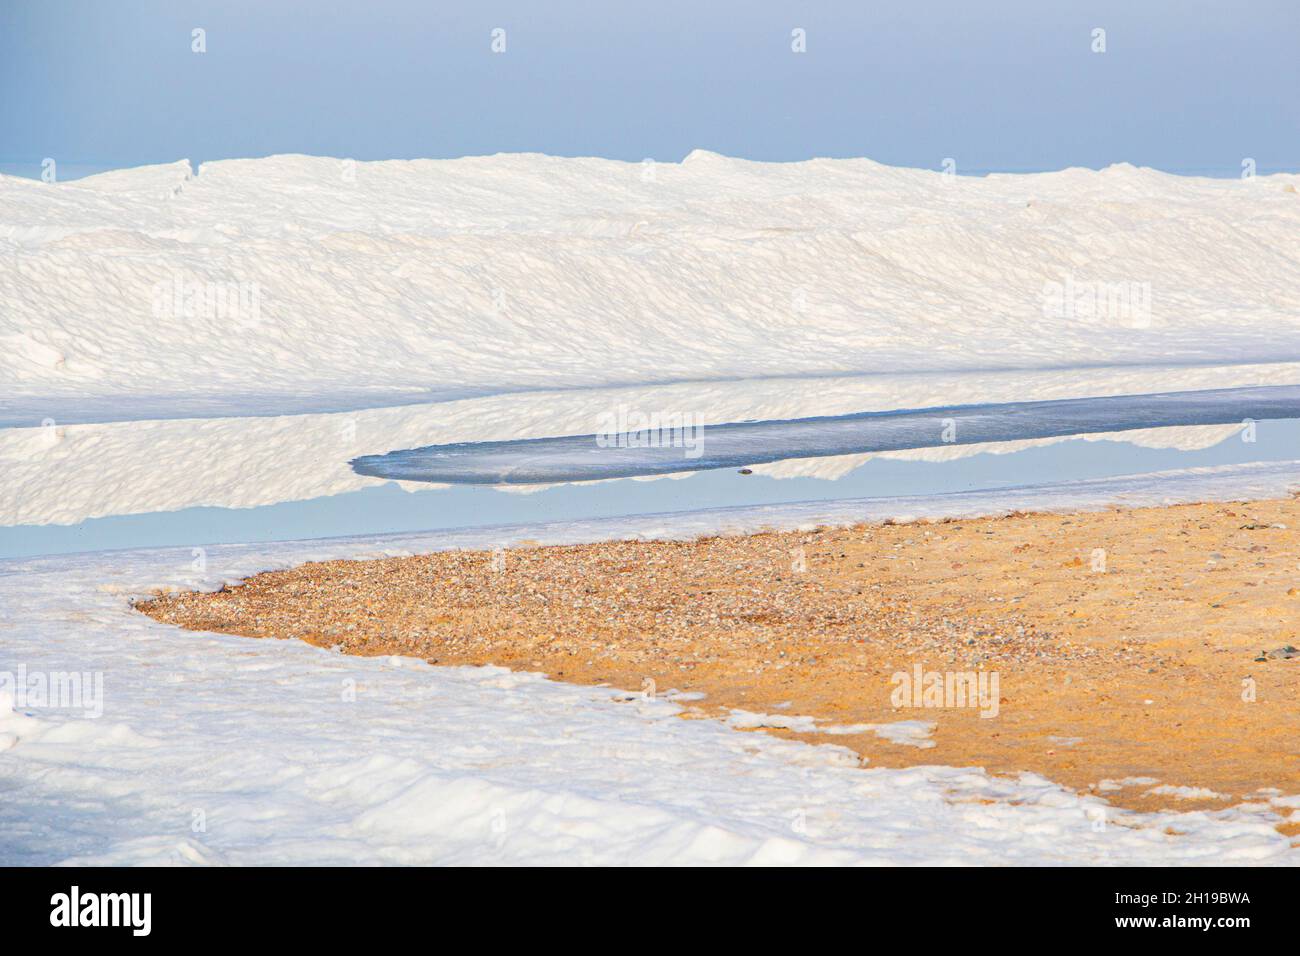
[3,153,1299,409]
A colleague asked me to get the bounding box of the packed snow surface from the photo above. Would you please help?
[3,475,1299,866]
[3,153,1300,415]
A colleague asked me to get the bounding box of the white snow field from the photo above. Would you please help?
[4,471,1300,867]
[3,153,1300,417]
[4,153,1300,864]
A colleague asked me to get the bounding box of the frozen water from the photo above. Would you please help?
[353,384,1300,484]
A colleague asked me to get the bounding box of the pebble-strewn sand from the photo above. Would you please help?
[139,498,1300,820]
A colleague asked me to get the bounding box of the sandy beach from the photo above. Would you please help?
[139,496,1300,824]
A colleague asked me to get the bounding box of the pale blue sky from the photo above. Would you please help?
[2,0,1297,177]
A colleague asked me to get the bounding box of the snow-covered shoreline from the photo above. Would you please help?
[4,473,1300,866]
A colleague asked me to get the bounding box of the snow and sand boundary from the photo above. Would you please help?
[5,464,1300,865]
[140,494,1300,819]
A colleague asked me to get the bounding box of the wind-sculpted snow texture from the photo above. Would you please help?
[4,153,1300,417]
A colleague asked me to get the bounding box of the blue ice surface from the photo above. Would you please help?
[4,416,1299,560]
[352,384,1300,485]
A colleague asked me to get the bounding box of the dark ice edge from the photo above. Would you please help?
[351,383,1300,485]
